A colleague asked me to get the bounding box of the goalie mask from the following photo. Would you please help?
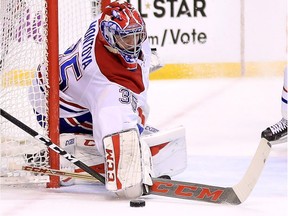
[99,1,147,70]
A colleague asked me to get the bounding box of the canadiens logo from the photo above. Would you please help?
[84,139,95,146]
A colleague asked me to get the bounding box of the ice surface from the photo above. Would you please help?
[1,77,287,216]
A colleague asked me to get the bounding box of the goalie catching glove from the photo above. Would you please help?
[103,129,153,199]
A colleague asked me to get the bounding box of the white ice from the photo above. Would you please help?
[1,77,287,216]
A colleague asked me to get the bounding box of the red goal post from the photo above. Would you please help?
[47,0,60,188]
[0,0,106,187]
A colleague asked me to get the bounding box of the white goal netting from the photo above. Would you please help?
[0,0,102,185]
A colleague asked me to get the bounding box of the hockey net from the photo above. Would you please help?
[0,0,102,186]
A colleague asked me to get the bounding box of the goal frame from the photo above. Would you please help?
[46,0,60,188]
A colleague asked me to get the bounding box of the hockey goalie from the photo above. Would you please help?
[28,1,187,199]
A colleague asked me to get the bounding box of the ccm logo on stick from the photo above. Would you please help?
[151,181,224,202]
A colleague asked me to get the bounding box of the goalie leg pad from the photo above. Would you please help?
[74,134,104,171]
[60,133,105,185]
[59,133,77,186]
[142,126,187,177]
[150,136,187,177]
[103,129,152,199]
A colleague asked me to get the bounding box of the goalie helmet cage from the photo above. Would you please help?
[0,0,104,187]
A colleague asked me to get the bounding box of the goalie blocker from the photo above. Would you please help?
[58,126,187,198]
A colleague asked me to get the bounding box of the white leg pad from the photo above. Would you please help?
[60,133,105,185]
[142,125,185,147]
[103,129,152,199]
[59,133,77,186]
[74,134,104,168]
[142,126,187,177]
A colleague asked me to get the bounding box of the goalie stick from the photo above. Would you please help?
[0,108,271,205]
[17,139,271,205]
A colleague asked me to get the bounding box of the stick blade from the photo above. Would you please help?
[149,138,271,205]
[150,177,242,204]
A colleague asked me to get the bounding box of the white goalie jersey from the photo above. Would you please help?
[29,15,151,156]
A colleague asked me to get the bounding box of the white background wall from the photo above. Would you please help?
[244,0,286,62]
[128,0,286,64]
